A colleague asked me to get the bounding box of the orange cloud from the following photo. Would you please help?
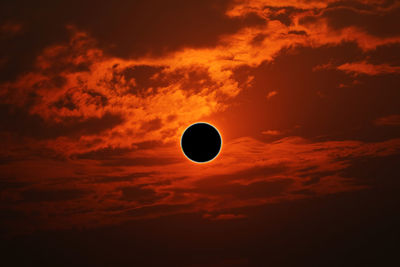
[262,130,281,135]
[337,61,400,75]
[2,133,399,233]
[266,90,278,99]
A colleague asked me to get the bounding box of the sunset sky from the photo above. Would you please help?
[1,0,400,266]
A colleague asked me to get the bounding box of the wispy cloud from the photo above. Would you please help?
[338,61,400,75]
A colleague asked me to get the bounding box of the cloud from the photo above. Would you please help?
[89,172,157,184]
[99,156,181,167]
[140,118,163,132]
[2,135,400,232]
[262,130,281,135]
[120,203,193,219]
[374,115,400,126]
[0,29,239,154]
[20,188,88,203]
[337,61,400,75]
[0,0,265,83]
[201,179,293,199]
[0,103,124,140]
[0,21,23,36]
[266,90,278,99]
[73,147,132,160]
[311,3,400,38]
[119,185,168,204]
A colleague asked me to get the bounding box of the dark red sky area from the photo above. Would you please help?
[1,0,400,266]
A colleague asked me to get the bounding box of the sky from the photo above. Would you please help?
[1,0,400,266]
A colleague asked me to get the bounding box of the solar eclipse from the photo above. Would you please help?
[181,122,222,163]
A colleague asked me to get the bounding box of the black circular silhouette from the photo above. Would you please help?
[181,122,222,163]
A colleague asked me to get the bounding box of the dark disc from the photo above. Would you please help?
[181,122,222,163]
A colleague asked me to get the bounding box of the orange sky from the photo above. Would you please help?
[1,0,400,266]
